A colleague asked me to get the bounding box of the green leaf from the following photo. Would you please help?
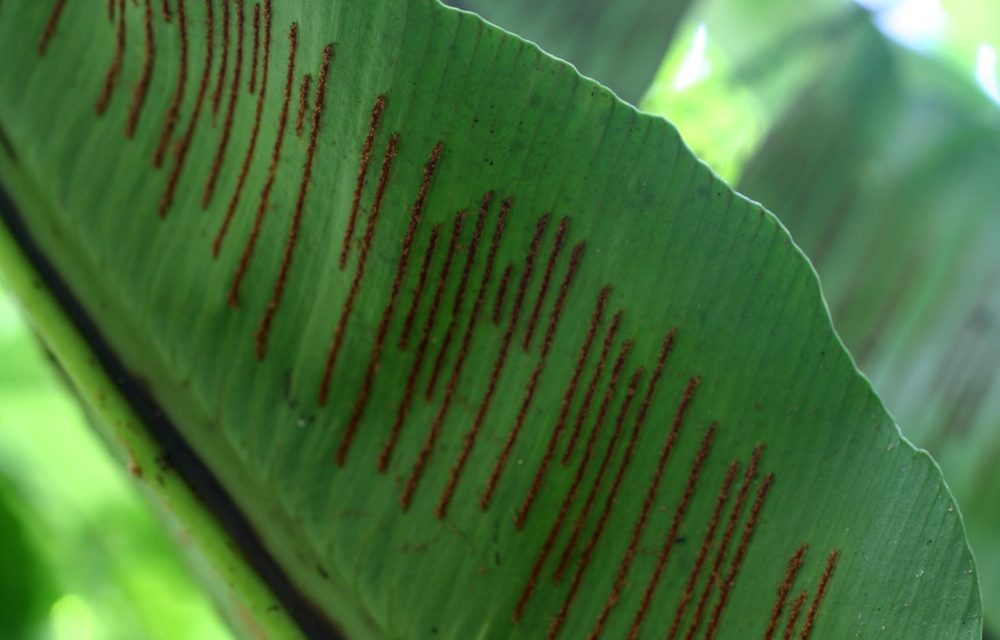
[442,0,694,104]
[0,1,981,638]
[739,24,1000,635]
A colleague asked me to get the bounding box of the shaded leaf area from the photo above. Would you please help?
[0,477,54,638]
[739,25,1000,633]
[0,1,980,638]
[441,0,693,104]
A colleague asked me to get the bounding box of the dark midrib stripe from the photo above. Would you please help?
[0,180,344,640]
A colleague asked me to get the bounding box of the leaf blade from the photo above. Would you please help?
[0,1,982,638]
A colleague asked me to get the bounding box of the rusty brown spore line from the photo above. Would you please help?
[201,0,245,208]
[151,0,187,166]
[340,95,387,270]
[256,43,335,359]
[626,424,718,640]
[683,444,765,640]
[589,375,702,633]
[703,472,776,639]
[378,210,466,472]
[335,143,444,463]
[210,0,229,116]
[213,0,270,257]
[784,592,808,640]
[158,0,215,218]
[555,375,695,588]
[560,344,639,585]
[667,460,740,640]
[515,286,611,529]
[228,17,296,303]
[547,329,678,638]
[521,212,569,351]
[398,223,439,351]
[401,196,509,511]
[798,550,839,640]
[295,73,312,137]
[96,0,127,115]
[315,132,400,405]
[492,264,513,325]
[434,215,566,519]
[479,240,585,513]
[125,0,155,138]
[765,544,809,640]
[423,192,493,399]
[541,317,628,591]
[561,307,625,465]
[37,0,67,57]
[512,342,636,623]
[248,2,259,93]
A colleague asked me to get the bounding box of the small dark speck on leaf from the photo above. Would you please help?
[155,453,172,471]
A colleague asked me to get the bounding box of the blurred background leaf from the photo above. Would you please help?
[442,0,695,104]
[0,475,56,637]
